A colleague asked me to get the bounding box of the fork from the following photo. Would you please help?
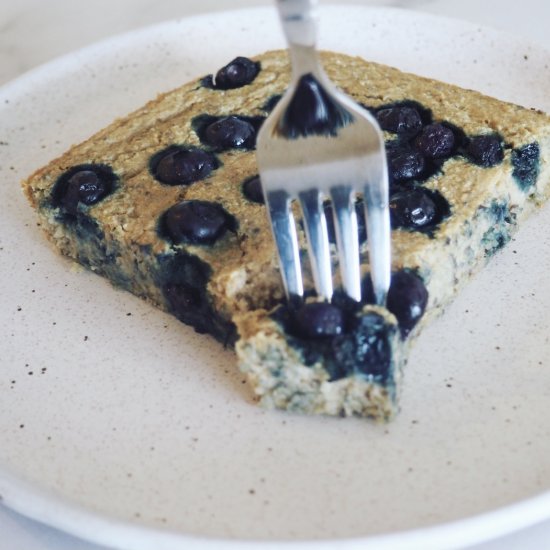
[256,0,391,305]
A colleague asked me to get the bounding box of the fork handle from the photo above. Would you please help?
[276,0,318,47]
[276,0,321,76]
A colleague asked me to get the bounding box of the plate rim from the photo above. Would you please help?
[2,4,550,101]
[1,5,550,549]
[2,465,550,550]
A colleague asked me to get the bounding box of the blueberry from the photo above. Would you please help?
[387,146,425,182]
[331,312,393,380]
[512,142,540,191]
[390,188,437,229]
[164,283,209,334]
[242,175,264,204]
[279,73,353,139]
[212,57,260,89]
[465,135,504,167]
[151,146,218,185]
[158,251,236,344]
[202,116,256,149]
[294,302,345,339]
[164,282,203,311]
[52,164,116,215]
[324,200,367,244]
[157,250,211,290]
[376,106,422,135]
[160,200,235,245]
[162,280,237,343]
[414,123,455,159]
[386,270,428,338]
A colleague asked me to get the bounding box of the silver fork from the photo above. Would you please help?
[256,0,391,305]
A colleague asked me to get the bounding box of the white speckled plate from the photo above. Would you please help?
[1,6,550,550]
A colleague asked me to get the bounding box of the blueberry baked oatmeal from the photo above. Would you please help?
[22,50,550,420]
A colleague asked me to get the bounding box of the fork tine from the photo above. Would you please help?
[363,168,391,306]
[298,188,333,302]
[265,189,304,300]
[329,185,361,302]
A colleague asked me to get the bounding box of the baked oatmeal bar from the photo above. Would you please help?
[22,51,550,420]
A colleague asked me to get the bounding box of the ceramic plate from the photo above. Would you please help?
[1,6,550,550]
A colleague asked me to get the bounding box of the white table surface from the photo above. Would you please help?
[1,1,549,549]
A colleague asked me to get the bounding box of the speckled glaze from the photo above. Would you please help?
[1,6,550,550]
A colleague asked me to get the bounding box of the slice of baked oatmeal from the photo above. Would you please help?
[22,50,550,420]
